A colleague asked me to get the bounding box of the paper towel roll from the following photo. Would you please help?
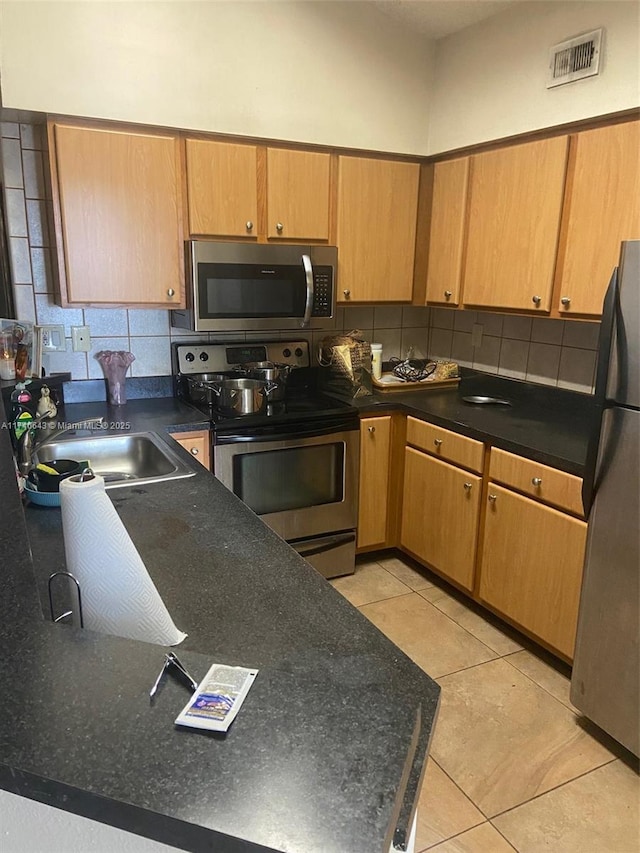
[59,474,187,646]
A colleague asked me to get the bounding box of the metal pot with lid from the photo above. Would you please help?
[211,377,279,415]
[241,361,293,402]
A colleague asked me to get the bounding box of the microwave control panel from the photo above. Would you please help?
[312,267,333,317]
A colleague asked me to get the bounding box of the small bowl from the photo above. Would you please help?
[24,481,62,507]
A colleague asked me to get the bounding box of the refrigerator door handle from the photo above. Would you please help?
[582,268,619,516]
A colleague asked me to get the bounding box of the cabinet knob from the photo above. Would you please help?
[532,477,542,487]
[368,425,376,433]
[276,222,284,233]
[463,482,473,492]
[488,494,497,503]
[246,221,254,232]
[561,297,571,306]
[190,447,199,456]
[434,438,443,447]
[532,295,541,305]
[343,290,351,299]
[444,290,452,299]
[167,288,175,298]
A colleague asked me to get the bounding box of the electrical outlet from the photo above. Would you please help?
[40,325,66,352]
[71,325,91,352]
[471,323,483,348]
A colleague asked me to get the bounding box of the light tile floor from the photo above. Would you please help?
[330,553,640,853]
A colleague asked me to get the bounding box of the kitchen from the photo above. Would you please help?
[0,1,639,852]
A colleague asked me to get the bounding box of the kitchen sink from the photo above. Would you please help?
[34,431,197,488]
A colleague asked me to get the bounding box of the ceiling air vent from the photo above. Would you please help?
[547,29,603,89]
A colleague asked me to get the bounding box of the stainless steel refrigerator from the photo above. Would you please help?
[571,240,639,757]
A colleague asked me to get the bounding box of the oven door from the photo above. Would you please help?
[213,420,359,542]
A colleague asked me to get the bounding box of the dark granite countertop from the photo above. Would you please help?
[353,371,595,476]
[1,397,439,853]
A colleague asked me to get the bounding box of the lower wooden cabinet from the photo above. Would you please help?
[401,447,481,591]
[171,430,211,471]
[358,416,392,549]
[478,483,587,658]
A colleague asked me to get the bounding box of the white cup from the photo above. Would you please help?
[0,357,15,380]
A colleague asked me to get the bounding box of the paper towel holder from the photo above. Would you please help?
[48,571,84,628]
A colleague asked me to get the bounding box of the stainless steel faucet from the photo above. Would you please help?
[17,415,105,477]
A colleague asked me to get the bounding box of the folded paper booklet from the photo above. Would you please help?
[175,663,258,732]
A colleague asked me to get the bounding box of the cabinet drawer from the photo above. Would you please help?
[489,448,583,515]
[406,417,484,473]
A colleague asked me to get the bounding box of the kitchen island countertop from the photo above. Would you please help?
[2,397,439,853]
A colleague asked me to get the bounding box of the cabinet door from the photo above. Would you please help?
[358,416,392,548]
[337,156,419,303]
[267,148,331,241]
[52,124,183,306]
[479,483,587,658]
[555,121,640,316]
[425,157,470,306]
[401,447,481,591]
[462,137,569,312]
[171,430,210,471]
[186,139,258,238]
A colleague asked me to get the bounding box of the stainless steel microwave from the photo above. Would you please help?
[171,241,338,333]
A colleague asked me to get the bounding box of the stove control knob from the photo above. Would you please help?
[283,348,292,358]
[185,352,195,362]
[295,347,303,358]
[199,352,209,362]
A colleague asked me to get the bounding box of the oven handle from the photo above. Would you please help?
[215,417,359,444]
[301,254,314,329]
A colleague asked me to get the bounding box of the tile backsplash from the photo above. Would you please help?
[428,308,599,394]
[2,121,598,395]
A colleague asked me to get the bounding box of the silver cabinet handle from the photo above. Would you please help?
[276,222,284,233]
[167,288,175,298]
[561,297,571,306]
[343,289,351,299]
[368,425,376,433]
[434,438,443,447]
[532,295,541,305]
[190,447,199,456]
[463,482,472,491]
[246,221,254,232]
[488,494,497,503]
[444,290,452,299]
[301,254,314,329]
[532,477,542,486]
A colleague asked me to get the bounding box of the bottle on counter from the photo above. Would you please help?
[371,343,383,380]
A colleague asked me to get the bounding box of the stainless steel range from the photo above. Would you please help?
[174,340,359,578]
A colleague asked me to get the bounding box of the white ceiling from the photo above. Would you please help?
[372,0,525,40]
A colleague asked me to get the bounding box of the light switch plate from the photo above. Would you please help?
[39,325,66,352]
[71,325,91,352]
[471,324,483,348]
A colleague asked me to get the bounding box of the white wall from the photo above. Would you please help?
[0,0,434,155]
[428,0,640,154]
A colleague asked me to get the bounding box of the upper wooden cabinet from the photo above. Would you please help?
[425,157,470,307]
[555,121,640,317]
[185,140,331,242]
[186,139,258,238]
[50,123,184,307]
[462,136,569,313]
[337,156,420,303]
[266,148,330,240]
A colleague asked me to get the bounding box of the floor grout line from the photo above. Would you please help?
[354,589,417,610]
[501,652,580,716]
[488,755,620,822]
